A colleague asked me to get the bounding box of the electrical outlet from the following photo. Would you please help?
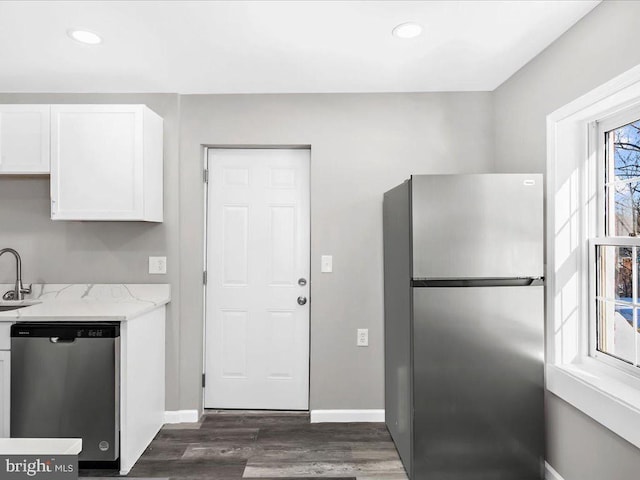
[149,256,167,274]
[357,328,369,347]
[321,255,333,273]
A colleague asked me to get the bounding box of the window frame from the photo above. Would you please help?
[590,107,640,375]
[547,63,640,451]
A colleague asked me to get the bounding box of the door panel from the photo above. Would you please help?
[411,174,543,279]
[205,148,310,410]
[269,206,296,285]
[221,310,248,378]
[412,286,544,480]
[222,206,249,285]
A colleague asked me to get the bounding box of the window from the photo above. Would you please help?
[547,65,640,451]
[593,114,640,371]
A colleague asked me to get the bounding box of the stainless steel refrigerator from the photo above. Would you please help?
[383,174,544,480]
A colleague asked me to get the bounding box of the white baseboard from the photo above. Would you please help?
[310,409,385,423]
[164,409,200,424]
[545,462,564,480]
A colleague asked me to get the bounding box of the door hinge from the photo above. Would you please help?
[202,373,206,388]
[203,169,209,183]
[203,270,207,285]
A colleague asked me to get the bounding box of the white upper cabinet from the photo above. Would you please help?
[50,105,163,222]
[0,105,50,174]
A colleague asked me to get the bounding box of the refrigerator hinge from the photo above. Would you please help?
[202,373,206,388]
[203,270,207,285]
[203,169,209,184]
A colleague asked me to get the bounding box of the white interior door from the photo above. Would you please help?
[205,148,310,410]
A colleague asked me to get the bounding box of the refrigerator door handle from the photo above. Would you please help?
[412,277,544,288]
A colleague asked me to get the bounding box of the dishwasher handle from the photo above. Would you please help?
[49,337,76,344]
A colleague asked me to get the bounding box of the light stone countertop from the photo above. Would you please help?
[0,284,170,322]
[0,438,82,454]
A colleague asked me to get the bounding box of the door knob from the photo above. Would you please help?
[297,296,307,306]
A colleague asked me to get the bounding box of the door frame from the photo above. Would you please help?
[201,145,312,410]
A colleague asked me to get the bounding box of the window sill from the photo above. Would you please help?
[547,361,640,448]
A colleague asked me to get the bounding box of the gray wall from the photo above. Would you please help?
[494,0,640,173]
[492,1,640,479]
[179,92,495,410]
[0,93,182,410]
[0,91,494,413]
[546,392,640,480]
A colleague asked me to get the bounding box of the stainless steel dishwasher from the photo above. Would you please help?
[10,323,120,467]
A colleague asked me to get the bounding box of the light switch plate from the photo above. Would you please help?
[321,255,333,273]
[149,256,167,275]
[357,328,369,347]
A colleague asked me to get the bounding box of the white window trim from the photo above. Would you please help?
[547,63,640,449]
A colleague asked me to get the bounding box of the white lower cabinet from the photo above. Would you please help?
[0,350,10,438]
[0,310,165,466]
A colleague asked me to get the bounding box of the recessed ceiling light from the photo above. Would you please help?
[67,29,102,45]
[392,22,423,39]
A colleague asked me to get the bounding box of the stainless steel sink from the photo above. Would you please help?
[0,300,40,312]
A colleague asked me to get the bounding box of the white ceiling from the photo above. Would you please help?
[0,0,600,94]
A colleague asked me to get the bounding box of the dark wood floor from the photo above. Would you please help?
[79,410,409,480]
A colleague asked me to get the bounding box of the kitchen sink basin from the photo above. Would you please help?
[0,300,40,312]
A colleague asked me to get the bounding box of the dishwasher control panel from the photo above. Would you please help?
[11,322,120,338]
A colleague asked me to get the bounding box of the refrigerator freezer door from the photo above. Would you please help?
[412,285,544,480]
[411,174,543,280]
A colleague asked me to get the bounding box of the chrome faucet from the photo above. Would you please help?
[0,248,31,301]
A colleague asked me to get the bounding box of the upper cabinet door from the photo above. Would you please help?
[0,105,50,174]
[50,105,163,222]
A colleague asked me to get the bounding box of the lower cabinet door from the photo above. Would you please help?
[0,350,10,437]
